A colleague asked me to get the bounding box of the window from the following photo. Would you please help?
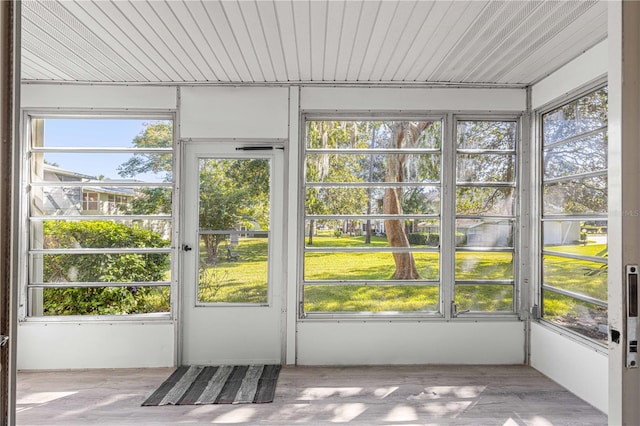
[301,117,520,318]
[25,117,174,317]
[540,87,608,343]
[455,120,518,312]
[302,119,443,315]
[82,192,98,211]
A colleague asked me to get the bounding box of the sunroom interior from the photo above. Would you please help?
[5,0,640,424]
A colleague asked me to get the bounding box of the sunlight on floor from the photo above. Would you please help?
[298,387,363,400]
[17,391,77,404]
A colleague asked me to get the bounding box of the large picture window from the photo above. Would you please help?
[25,117,174,318]
[540,87,608,343]
[301,117,520,317]
[302,120,442,315]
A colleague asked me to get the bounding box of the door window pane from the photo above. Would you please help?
[197,159,271,304]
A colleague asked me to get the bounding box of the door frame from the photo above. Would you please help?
[178,139,286,366]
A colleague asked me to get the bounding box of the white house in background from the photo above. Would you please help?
[41,164,134,216]
[543,221,582,246]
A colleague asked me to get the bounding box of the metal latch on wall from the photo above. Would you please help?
[627,265,639,368]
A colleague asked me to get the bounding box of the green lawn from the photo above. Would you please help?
[195,235,607,322]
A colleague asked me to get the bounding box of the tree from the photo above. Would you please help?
[305,120,442,279]
[305,121,368,244]
[382,121,433,280]
[198,158,270,263]
[118,121,272,264]
[118,121,173,215]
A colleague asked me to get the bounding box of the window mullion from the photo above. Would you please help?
[442,113,456,320]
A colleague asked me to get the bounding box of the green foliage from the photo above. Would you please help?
[198,158,270,261]
[117,121,173,179]
[42,220,169,315]
[407,232,428,245]
[407,232,465,247]
[117,121,173,215]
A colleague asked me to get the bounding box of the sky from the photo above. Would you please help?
[43,118,167,182]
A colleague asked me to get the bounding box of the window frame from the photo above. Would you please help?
[299,112,522,321]
[19,111,178,322]
[535,79,609,348]
[453,117,520,316]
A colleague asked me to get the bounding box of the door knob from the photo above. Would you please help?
[182,244,192,252]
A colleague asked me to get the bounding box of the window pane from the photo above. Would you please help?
[31,186,173,216]
[457,154,515,183]
[35,286,170,315]
[456,187,515,216]
[457,121,517,150]
[306,153,440,183]
[304,252,439,281]
[543,291,607,343]
[34,152,171,183]
[543,220,607,251]
[28,119,174,317]
[543,133,606,179]
[39,220,171,248]
[455,252,513,280]
[306,186,440,215]
[455,285,513,312]
[39,119,172,148]
[540,86,608,343]
[543,255,607,302]
[543,88,608,145]
[304,285,439,313]
[197,234,268,304]
[543,176,607,215]
[306,121,441,150]
[34,252,170,283]
[305,220,440,247]
[456,219,514,248]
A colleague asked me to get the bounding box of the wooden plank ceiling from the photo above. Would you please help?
[21,0,607,86]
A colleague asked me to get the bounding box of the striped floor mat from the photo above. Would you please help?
[142,365,281,406]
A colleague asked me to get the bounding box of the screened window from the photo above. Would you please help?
[302,120,442,315]
[25,117,174,317]
[540,87,608,343]
[455,120,518,313]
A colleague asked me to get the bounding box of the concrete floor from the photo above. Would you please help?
[16,365,607,425]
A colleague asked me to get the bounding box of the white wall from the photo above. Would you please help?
[301,86,526,111]
[21,84,177,110]
[531,40,607,110]
[179,86,289,139]
[18,322,174,369]
[298,321,525,365]
[530,323,607,413]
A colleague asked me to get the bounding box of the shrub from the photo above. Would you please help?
[407,232,428,245]
[41,221,170,315]
[407,232,466,247]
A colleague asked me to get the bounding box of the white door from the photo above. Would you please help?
[181,141,284,365]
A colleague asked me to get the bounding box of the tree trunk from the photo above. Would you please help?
[308,218,314,245]
[384,187,419,279]
[204,235,222,264]
[382,122,431,280]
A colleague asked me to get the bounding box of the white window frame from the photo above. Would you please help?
[534,78,608,348]
[299,112,522,321]
[19,111,177,322]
